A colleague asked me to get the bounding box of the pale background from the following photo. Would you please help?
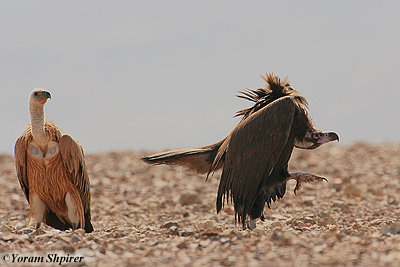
[1,1,399,154]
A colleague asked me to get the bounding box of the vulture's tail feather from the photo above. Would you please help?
[84,216,94,233]
[45,210,72,231]
[142,139,226,174]
[265,182,287,208]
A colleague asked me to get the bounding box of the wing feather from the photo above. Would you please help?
[58,135,91,214]
[217,96,297,223]
[14,130,32,202]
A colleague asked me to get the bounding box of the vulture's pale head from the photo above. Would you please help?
[29,89,51,108]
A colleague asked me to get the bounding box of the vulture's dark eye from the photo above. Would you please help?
[34,92,38,97]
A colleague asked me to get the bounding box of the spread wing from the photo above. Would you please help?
[14,131,31,202]
[217,96,296,222]
[59,134,91,214]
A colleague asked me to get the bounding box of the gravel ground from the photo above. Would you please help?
[0,143,400,266]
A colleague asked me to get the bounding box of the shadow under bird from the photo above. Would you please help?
[142,73,339,230]
[14,89,93,233]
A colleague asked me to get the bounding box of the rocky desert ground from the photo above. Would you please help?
[0,143,400,266]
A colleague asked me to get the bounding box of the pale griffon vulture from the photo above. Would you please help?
[14,89,93,233]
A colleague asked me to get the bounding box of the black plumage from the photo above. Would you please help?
[143,73,339,229]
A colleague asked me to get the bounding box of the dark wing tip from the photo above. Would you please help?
[141,156,153,163]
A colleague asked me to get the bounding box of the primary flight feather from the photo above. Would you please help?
[14,89,93,233]
[142,73,339,230]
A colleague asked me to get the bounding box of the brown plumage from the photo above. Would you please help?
[142,73,339,230]
[14,89,93,232]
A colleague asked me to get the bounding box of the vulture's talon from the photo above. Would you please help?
[246,218,257,230]
[289,172,328,195]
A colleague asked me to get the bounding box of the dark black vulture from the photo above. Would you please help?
[142,73,339,230]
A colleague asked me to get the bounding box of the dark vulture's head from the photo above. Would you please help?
[295,130,339,149]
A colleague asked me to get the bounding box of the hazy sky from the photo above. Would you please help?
[1,1,399,154]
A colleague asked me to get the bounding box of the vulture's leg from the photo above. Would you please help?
[246,218,257,230]
[28,194,46,229]
[288,172,327,195]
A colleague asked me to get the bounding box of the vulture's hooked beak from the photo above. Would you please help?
[44,91,51,99]
[317,132,339,144]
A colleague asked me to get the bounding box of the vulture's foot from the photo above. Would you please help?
[245,218,257,230]
[288,172,327,195]
[31,223,45,235]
